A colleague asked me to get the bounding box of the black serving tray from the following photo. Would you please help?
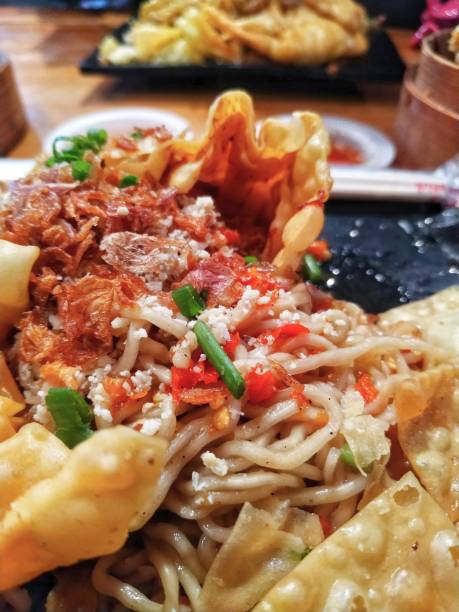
[80,24,405,89]
[322,200,459,313]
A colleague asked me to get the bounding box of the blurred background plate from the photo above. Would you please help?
[80,27,405,89]
[266,114,396,169]
[43,107,190,153]
[323,116,396,169]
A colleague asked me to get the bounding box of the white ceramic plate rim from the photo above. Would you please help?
[322,115,396,169]
[43,107,190,153]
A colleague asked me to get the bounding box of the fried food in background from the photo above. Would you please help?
[99,0,369,66]
[450,25,459,64]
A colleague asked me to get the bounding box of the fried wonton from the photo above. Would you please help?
[450,25,459,64]
[303,0,367,34]
[199,501,323,612]
[0,425,166,590]
[0,239,39,343]
[102,90,331,271]
[381,285,459,359]
[99,0,369,66]
[203,4,367,65]
[395,364,459,522]
[255,472,459,612]
[0,424,69,519]
[0,353,26,441]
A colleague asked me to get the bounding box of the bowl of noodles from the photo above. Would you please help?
[1,91,459,611]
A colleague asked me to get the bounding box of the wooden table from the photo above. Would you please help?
[0,7,420,159]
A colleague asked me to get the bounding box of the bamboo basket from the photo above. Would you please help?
[394,29,459,169]
[0,53,27,155]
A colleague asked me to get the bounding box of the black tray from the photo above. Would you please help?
[322,200,459,313]
[80,24,405,89]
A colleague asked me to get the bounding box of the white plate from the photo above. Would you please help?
[43,107,190,153]
[259,114,396,169]
[323,115,396,169]
[0,159,35,182]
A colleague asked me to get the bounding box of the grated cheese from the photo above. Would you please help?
[111,317,129,329]
[140,418,161,436]
[201,451,229,476]
[199,306,232,344]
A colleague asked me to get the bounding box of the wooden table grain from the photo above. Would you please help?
[0,7,420,159]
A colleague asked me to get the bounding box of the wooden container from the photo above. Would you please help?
[417,30,459,110]
[0,53,27,155]
[394,29,459,170]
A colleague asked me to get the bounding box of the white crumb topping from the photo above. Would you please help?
[201,451,229,477]
[33,401,51,425]
[116,205,129,216]
[169,229,188,241]
[132,327,148,341]
[171,330,198,368]
[87,365,114,425]
[141,401,154,414]
[48,313,63,330]
[192,471,206,492]
[131,369,153,393]
[199,306,232,343]
[140,418,161,436]
[219,246,235,257]
[189,239,211,260]
[111,317,129,329]
[182,195,214,218]
[279,309,301,322]
[231,287,260,325]
[140,296,174,318]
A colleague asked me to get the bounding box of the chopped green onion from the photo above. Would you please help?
[119,175,139,189]
[301,253,323,283]
[45,156,58,167]
[290,546,313,562]
[193,321,246,400]
[131,129,143,140]
[172,284,206,318]
[340,442,357,469]
[46,129,107,171]
[52,136,74,160]
[244,255,258,264]
[45,388,93,448]
[88,128,107,147]
[71,160,92,182]
[340,442,373,474]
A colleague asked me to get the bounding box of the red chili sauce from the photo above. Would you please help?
[329,139,363,165]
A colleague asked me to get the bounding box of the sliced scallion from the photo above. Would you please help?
[172,284,206,318]
[290,546,313,562]
[244,255,258,264]
[46,129,108,175]
[71,160,92,182]
[340,442,373,474]
[193,321,246,399]
[46,387,93,448]
[119,174,139,189]
[131,130,143,140]
[88,128,107,147]
[301,253,323,283]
